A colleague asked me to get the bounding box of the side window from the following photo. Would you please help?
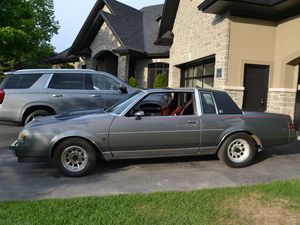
[213,92,242,115]
[92,74,120,90]
[0,74,43,89]
[200,92,217,115]
[48,73,85,90]
[127,92,195,117]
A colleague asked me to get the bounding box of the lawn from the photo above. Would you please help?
[0,180,299,225]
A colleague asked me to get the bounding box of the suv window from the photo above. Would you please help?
[48,73,86,90]
[213,92,242,115]
[200,92,217,114]
[0,74,42,89]
[92,74,120,90]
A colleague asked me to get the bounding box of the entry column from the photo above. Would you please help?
[118,55,130,82]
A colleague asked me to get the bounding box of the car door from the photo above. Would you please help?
[47,73,95,113]
[89,73,128,109]
[109,92,201,158]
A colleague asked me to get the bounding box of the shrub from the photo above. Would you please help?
[154,73,168,88]
[128,76,138,88]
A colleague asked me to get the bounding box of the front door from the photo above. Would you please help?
[243,64,269,112]
[109,91,200,158]
[294,65,300,130]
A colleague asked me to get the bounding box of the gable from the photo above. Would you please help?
[90,21,121,58]
[102,4,112,14]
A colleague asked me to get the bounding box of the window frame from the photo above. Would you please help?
[199,91,218,115]
[181,58,215,89]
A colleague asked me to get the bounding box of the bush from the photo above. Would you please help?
[154,73,168,88]
[128,76,138,88]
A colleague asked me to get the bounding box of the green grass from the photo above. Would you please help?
[0,180,299,225]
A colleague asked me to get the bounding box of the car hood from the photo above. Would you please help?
[26,109,110,127]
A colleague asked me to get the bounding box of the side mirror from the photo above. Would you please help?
[134,111,144,120]
[118,85,128,94]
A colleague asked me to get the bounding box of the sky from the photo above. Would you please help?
[51,0,164,53]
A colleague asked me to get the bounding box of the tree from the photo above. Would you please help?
[0,0,59,71]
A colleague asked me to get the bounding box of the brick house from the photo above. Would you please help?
[155,0,300,127]
[53,0,170,88]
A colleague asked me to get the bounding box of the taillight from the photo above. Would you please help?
[288,122,295,130]
[0,89,4,104]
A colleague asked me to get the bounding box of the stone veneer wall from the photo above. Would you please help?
[267,88,297,118]
[222,87,297,119]
[135,58,170,88]
[168,0,231,89]
[86,21,121,70]
[224,87,245,109]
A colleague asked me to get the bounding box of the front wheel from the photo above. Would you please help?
[218,133,256,168]
[53,138,97,177]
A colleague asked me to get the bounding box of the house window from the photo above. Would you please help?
[148,63,169,88]
[182,60,215,88]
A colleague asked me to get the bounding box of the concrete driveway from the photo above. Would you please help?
[0,125,299,201]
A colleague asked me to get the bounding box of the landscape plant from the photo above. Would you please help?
[154,73,168,88]
[128,76,138,87]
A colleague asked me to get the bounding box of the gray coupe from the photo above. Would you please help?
[11,88,298,177]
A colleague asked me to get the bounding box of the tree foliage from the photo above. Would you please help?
[128,76,138,88]
[0,0,59,71]
[154,73,168,88]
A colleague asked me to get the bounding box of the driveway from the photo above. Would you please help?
[0,125,299,201]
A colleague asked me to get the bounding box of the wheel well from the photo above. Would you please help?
[22,106,56,124]
[50,137,102,159]
[217,131,262,151]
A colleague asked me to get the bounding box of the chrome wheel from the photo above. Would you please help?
[227,139,251,163]
[61,146,88,172]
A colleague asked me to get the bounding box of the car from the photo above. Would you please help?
[0,69,134,125]
[10,88,298,177]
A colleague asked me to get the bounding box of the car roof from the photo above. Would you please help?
[4,69,96,75]
[142,88,226,94]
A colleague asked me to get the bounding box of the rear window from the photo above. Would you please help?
[0,74,42,89]
[213,92,242,115]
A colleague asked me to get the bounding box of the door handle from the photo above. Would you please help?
[187,120,198,124]
[91,94,102,98]
[52,94,63,98]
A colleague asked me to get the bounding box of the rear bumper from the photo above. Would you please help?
[288,130,299,144]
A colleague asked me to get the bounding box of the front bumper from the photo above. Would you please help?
[10,140,49,163]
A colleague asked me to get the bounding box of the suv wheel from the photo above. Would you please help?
[218,133,256,168]
[53,138,97,177]
[24,110,52,125]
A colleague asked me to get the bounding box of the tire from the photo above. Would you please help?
[218,133,256,168]
[53,138,97,177]
[24,110,52,125]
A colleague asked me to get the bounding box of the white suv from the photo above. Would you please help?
[0,69,133,125]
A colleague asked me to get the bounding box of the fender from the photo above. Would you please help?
[217,128,263,150]
[48,130,110,159]
[21,101,57,118]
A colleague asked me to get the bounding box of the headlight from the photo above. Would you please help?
[18,130,30,141]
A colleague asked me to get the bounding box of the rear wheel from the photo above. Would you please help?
[218,133,256,168]
[24,110,52,125]
[53,138,97,177]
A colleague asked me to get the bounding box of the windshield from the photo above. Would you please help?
[107,91,144,115]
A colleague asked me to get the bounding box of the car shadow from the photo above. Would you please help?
[253,141,300,165]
